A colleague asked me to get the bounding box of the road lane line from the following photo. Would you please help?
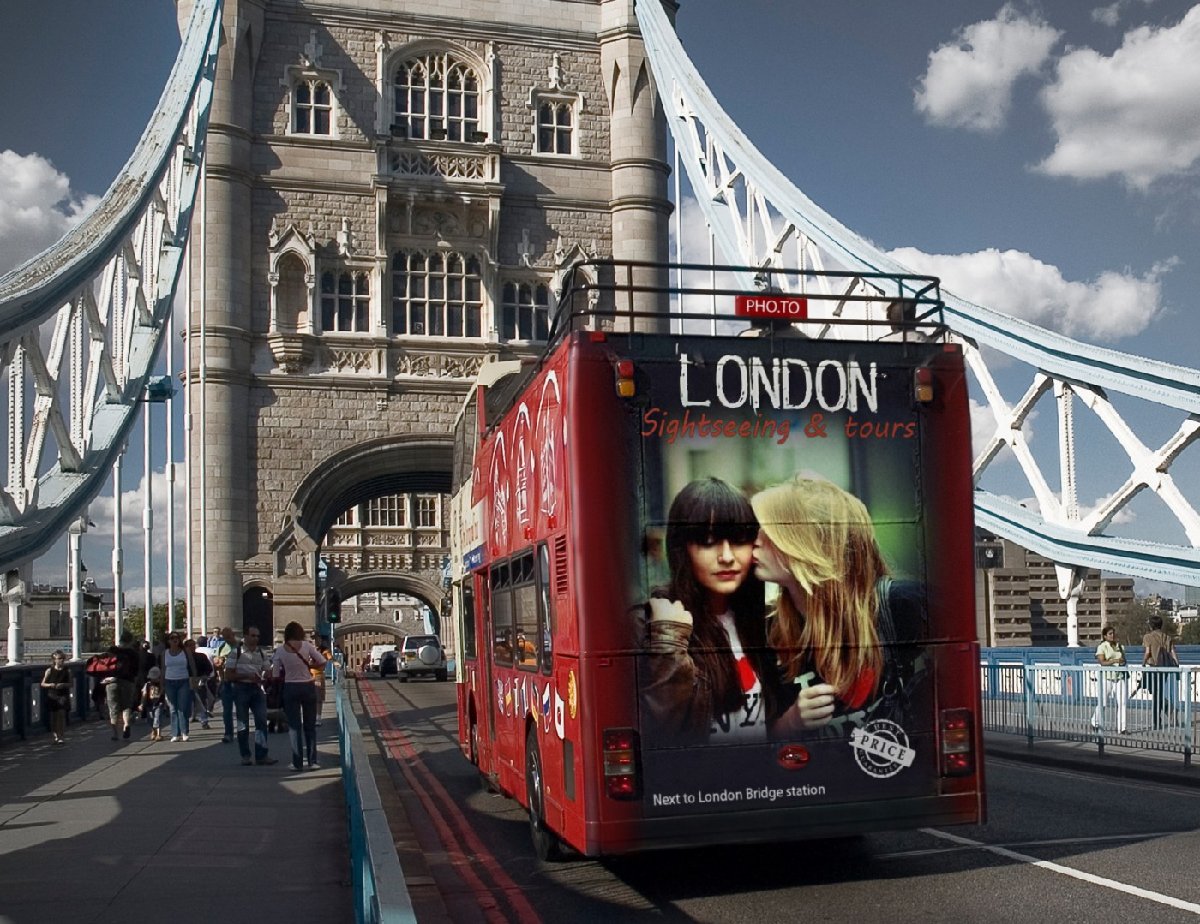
[921,827,1200,915]
[362,681,543,924]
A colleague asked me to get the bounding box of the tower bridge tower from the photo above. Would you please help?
[185,0,671,633]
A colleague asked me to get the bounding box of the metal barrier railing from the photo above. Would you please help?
[0,660,106,745]
[980,662,1197,766]
[335,679,417,924]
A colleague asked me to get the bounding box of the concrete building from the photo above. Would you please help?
[976,532,1135,647]
[179,0,671,640]
[0,585,103,661]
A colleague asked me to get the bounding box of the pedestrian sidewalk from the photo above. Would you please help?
[0,704,352,924]
[986,729,1200,789]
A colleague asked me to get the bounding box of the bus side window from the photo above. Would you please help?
[462,579,477,659]
[492,561,514,666]
[537,542,553,674]
[513,552,538,671]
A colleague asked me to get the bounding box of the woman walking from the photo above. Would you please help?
[271,622,327,771]
[159,632,196,742]
[1091,626,1129,734]
[41,650,72,744]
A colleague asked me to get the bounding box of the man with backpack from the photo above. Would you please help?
[99,631,140,740]
[223,627,277,766]
[1141,615,1179,729]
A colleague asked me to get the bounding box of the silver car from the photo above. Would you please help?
[397,634,447,682]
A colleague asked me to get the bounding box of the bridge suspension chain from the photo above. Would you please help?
[637,0,1200,586]
[0,0,223,570]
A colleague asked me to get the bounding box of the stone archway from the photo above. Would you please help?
[289,435,453,552]
[263,435,454,633]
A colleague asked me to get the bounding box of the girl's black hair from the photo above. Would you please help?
[283,621,306,642]
[658,477,777,719]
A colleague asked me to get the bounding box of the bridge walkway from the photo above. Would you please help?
[0,699,352,924]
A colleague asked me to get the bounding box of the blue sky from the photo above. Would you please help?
[3,1,1200,599]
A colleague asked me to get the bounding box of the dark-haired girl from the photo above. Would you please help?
[639,477,779,742]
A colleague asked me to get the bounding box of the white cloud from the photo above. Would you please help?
[1037,6,1200,189]
[1081,494,1137,526]
[1091,0,1158,28]
[888,245,1169,341]
[1092,3,1123,27]
[87,465,187,557]
[0,150,99,274]
[915,4,1062,132]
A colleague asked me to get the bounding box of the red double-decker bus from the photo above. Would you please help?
[449,261,984,858]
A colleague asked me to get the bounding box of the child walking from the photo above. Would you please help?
[141,667,167,741]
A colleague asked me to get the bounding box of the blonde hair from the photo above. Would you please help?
[751,477,886,695]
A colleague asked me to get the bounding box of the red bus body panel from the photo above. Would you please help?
[457,331,984,856]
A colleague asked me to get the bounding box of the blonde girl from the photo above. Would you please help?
[751,477,901,733]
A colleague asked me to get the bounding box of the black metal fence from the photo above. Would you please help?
[0,660,105,745]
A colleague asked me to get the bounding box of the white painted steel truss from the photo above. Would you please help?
[0,0,222,569]
[637,0,1200,589]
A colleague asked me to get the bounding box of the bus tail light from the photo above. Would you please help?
[602,727,641,799]
[915,367,934,403]
[615,359,636,398]
[940,708,974,777]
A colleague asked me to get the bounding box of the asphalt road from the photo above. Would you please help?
[356,677,1200,923]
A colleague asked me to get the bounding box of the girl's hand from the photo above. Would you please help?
[648,597,692,628]
[794,683,837,729]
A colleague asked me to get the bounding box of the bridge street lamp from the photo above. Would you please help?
[141,375,176,642]
[67,515,93,660]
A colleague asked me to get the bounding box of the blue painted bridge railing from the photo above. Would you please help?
[335,678,417,924]
[979,659,1198,766]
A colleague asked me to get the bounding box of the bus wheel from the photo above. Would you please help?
[525,728,562,861]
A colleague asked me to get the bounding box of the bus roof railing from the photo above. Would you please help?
[474,259,949,437]
[544,258,947,350]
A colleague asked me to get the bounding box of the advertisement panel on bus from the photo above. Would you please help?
[457,320,979,854]
[611,334,971,820]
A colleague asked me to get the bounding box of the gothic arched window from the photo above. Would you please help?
[391,251,483,338]
[320,271,370,333]
[536,101,573,155]
[393,53,481,142]
[294,79,333,134]
[275,253,309,332]
[500,281,551,342]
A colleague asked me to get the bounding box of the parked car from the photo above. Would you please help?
[397,634,447,682]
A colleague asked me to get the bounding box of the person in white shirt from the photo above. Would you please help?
[225,628,277,765]
[159,633,196,742]
[270,621,327,771]
[1090,625,1129,734]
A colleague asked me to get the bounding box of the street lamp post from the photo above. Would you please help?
[112,448,124,642]
[142,375,176,642]
[68,515,89,660]
[3,568,27,665]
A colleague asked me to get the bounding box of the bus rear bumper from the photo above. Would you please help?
[582,791,984,857]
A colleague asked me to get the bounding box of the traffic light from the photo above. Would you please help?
[327,592,341,624]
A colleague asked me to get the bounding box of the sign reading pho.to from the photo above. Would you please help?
[734,294,808,319]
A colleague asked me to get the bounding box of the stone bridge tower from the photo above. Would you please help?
[183,0,672,636]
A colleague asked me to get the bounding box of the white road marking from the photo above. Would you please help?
[921,827,1200,915]
[878,831,1193,860]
